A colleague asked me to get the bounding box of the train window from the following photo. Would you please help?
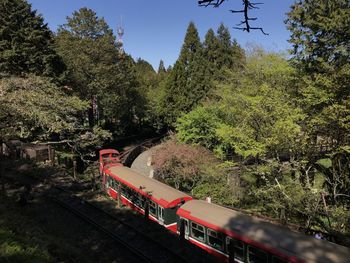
[121,185,131,199]
[149,200,157,217]
[226,237,245,261]
[191,222,205,242]
[121,185,126,195]
[105,176,110,188]
[134,193,144,208]
[139,195,146,209]
[108,176,113,188]
[130,190,139,204]
[207,229,224,251]
[111,178,117,189]
[272,256,289,263]
[158,206,164,221]
[248,246,268,263]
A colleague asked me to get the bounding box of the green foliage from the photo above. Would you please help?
[160,22,212,126]
[216,23,245,73]
[177,50,304,160]
[133,58,157,126]
[0,224,53,262]
[286,0,350,74]
[157,60,166,74]
[0,0,65,79]
[316,148,350,205]
[56,8,142,133]
[0,76,87,140]
[101,53,142,133]
[287,0,350,147]
[192,162,243,206]
[201,24,246,82]
[176,106,220,149]
[149,23,245,130]
[56,7,117,100]
[68,126,112,163]
[202,29,220,77]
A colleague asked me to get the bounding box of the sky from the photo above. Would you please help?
[28,0,295,70]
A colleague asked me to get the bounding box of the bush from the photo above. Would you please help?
[152,136,218,192]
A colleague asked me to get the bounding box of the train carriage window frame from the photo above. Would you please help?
[207,228,224,251]
[107,176,113,188]
[121,184,131,199]
[247,245,268,263]
[134,192,144,208]
[111,178,117,189]
[191,222,206,243]
[149,200,157,217]
[226,237,245,261]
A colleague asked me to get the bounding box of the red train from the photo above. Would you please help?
[99,149,350,263]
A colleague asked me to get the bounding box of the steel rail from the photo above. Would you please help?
[49,186,189,263]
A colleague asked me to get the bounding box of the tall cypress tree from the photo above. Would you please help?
[0,0,65,78]
[203,28,220,77]
[216,23,245,71]
[158,60,166,74]
[202,24,245,81]
[162,22,210,126]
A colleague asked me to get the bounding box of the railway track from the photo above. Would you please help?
[48,186,191,263]
[2,160,218,263]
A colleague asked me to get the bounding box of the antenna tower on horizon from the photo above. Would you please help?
[117,16,124,52]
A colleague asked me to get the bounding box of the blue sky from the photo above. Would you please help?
[28,0,295,70]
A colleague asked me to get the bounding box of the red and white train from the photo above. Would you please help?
[99,149,350,263]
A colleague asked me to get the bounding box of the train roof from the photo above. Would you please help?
[107,166,192,208]
[100,149,119,155]
[177,200,350,263]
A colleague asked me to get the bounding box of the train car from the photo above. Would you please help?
[177,200,350,263]
[99,149,121,174]
[103,165,192,232]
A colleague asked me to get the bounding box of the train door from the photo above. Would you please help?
[179,218,190,239]
[183,218,189,239]
[104,174,110,193]
[226,237,235,263]
[158,206,164,225]
[226,237,245,263]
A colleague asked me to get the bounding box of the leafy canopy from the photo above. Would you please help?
[0,0,65,79]
[0,76,87,140]
[177,49,304,159]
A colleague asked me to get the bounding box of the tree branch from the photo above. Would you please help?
[198,0,225,7]
[199,0,268,35]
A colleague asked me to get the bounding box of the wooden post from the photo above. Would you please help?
[73,159,77,180]
[51,148,55,166]
[48,145,51,163]
[91,170,96,191]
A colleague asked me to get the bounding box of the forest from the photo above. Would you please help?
[1,0,349,246]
